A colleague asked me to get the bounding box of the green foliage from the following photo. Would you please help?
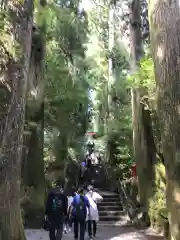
[128,56,156,108]
[43,0,90,175]
[83,0,133,182]
[107,131,132,180]
[0,10,22,68]
[0,0,168,230]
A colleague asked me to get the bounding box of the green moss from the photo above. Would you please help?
[148,163,167,229]
[21,186,45,228]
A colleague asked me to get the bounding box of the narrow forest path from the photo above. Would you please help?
[25,226,163,240]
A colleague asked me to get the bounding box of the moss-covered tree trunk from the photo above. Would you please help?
[24,105,44,187]
[21,0,46,226]
[54,134,68,182]
[130,0,156,224]
[0,0,33,238]
[132,89,151,222]
[23,103,45,227]
[149,1,180,239]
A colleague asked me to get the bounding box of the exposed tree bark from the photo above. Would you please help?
[21,0,46,227]
[22,32,45,178]
[104,0,116,164]
[108,0,116,119]
[149,0,180,238]
[53,133,68,179]
[0,0,33,238]
[23,104,45,188]
[22,104,45,228]
[130,0,156,224]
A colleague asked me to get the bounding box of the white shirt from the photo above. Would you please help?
[86,191,103,221]
[67,196,73,209]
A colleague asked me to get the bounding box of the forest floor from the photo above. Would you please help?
[25,225,163,240]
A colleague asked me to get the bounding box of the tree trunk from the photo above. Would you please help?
[0,0,33,238]
[24,104,45,189]
[108,0,116,120]
[23,104,45,228]
[130,0,156,224]
[53,133,68,184]
[132,89,150,218]
[21,0,46,226]
[149,1,180,239]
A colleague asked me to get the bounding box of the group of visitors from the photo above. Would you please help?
[78,152,93,187]
[44,181,103,240]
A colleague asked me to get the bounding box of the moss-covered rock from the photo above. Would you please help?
[148,163,167,230]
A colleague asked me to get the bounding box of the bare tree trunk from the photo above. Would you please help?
[108,0,116,119]
[130,0,156,224]
[149,0,180,239]
[104,0,116,163]
[130,0,148,220]
[0,0,33,238]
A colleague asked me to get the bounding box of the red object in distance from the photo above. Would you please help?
[85,132,96,135]
[131,164,137,177]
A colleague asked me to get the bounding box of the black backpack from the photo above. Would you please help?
[51,193,64,215]
[42,217,50,231]
[75,196,87,221]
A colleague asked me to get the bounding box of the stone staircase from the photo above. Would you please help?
[90,164,108,189]
[96,188,126,226]
[89,163,126,226]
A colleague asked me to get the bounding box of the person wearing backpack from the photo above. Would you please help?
[71,187,90,240]
[45,181,68,240]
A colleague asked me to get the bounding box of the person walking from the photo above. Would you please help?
[86,185,103,240]
[78,161,86,187]
[71,187,90,240]
[86,155,92,169]
[64,193,74,233]
[45,181,68,240]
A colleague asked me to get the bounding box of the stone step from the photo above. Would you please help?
[99,215,124,221]
[98,219,131,226]
[101,194,119,199]
[98,201,122,207]
[101,197,120,203]
[96,190,118,197]
[98,205,123,211]
[99,210,124,217]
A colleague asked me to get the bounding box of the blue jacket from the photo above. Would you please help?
[71,194,90,217]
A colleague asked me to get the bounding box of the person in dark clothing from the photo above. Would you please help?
[71,187,90,240]
[86,155,92,169]
[45,182,68,240]
[87,141,94,155]
[79,161,86,186]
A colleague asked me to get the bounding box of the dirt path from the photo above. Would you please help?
[25,226,163,240]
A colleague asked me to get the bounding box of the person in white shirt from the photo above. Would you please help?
[85,186,103,240]
[64,194,74,233]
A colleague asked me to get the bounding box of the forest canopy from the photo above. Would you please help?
[0,0,180,239]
